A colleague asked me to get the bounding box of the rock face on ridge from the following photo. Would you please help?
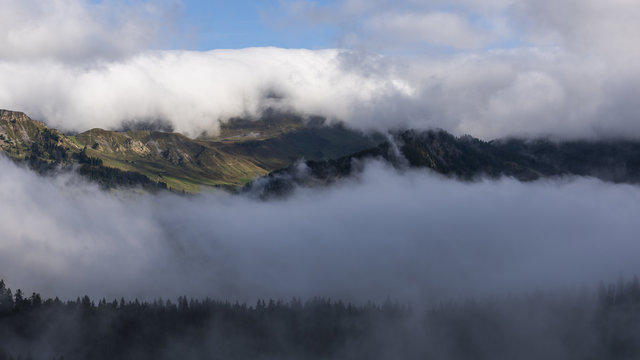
[0,109,79,163]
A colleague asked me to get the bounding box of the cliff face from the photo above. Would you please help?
[0,109,42,149]
[0,109,31,122]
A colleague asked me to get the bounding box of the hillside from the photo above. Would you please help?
[0,109,79,162]
[0,110,379,192]
[4,109,640,196]
[245,129,640,198]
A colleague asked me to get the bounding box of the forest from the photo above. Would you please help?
[1,278,640,359]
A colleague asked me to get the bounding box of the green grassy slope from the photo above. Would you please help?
[71,116,379,192]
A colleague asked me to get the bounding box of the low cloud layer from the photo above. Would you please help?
[0,48,410,137]
[0,46,638,139]
[2,156,639,303]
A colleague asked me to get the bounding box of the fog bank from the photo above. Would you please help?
[1,157,639,303]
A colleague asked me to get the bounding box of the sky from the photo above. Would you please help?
[177,0,519,52]
[176,0,336,50]
[0,0,639,139]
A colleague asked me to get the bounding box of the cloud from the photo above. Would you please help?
[512,0,640,62]
[279,0,640,58]
[362,12,491,50]
[2,156,640,303]
[0,45,638,139]
[0,0,179,62]
[277,0,507,51]
[0,48,413,136]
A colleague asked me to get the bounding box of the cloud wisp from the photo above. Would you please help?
[1,156,639,303]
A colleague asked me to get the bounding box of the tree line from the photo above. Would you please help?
[1,278,640,359]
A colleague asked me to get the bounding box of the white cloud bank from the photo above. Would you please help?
[0,0,179,62]
[0,46,637,139]
[0,48,411,136]
[2,157,640,303]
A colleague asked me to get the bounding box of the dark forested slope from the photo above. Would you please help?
[245,129,640,198]
[1,278,640,360]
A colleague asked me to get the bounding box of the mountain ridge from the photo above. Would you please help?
[0,109,379,192]
[244,129,640,198]
[3,109,640,196]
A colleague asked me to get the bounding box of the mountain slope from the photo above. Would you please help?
[0,109,79,163]
[72,128,267,191]
[0,110,380,192]
[5,109,640,196]
[244,129,640,198]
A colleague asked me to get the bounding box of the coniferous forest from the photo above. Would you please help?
[1,278,640,360]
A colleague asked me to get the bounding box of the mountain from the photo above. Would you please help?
[4,109,640,196]
[0,109,379,192]
[244,129,640,198]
